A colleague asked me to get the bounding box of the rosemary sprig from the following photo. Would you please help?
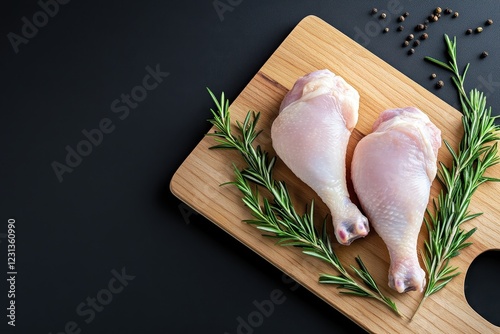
[206,88,401,316]
[413,35,500,318]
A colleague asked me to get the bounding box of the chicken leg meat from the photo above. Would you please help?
[351,107,441,292]
[271,69,369,245]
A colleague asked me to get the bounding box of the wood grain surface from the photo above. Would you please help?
[170,15,500,333]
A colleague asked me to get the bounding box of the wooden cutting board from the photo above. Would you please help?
[170,15,500,333]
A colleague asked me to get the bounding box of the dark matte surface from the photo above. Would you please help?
[1,1,499,333]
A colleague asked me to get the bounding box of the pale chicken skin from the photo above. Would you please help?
[271,69,369,245]
[351,107,441,293]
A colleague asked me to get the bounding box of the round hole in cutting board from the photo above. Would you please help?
[464,250,500,327]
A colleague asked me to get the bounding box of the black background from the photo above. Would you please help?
[1,1,499,333]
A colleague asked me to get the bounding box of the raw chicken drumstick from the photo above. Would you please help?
[271,69,369,245]
[351,107,441,293]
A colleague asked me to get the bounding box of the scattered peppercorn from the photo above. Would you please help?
[436,80,444,89]
[436,13,441,18]
[453,12,459,18]
[466,28,473,35]
[413,40,420,47]
[486,19,493,26]
[444,8,452,14]
[383,27,389,33]
[420,33,429,40]
[430,73,437,79]
[407,33,414,40]
[476,26,483,33]
[398,15,405,22]
[481,51,489,58]
[380,12,387,19]
[435,7,442,14]
[408,48,415,55]
[371,8,378,14]
[403,40,410,47]
[415,24,426,31]
[432,15,439,22]
[403,12,409,17]
[397,25,404,32]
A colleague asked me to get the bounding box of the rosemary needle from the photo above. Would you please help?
[206,88,401,317]
[412,35,500,319]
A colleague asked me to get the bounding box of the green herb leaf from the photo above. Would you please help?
[413,35,500,319]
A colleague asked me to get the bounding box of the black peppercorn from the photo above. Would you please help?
[481,51,489,58]
[444,8,452,14]
[435,7,442,14]
[415,24,425,31]
[432,15,439,22]
[371,8,378,14]
[403,40,409,47]
[453,12,459,18]
[403,12,409,17]
[476,26,483,33]
[486,19,493,25]
[413,40,420,47]
[398,16,405,22]
[436,80,444,89]
[408,48,415,55]
[466,28,473,35]
[430,73,437,79]
[397,25,404,32]
[420,33,429,40]
[407,34,414,40]
[380,12,387,19]
[383,27,389,33]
